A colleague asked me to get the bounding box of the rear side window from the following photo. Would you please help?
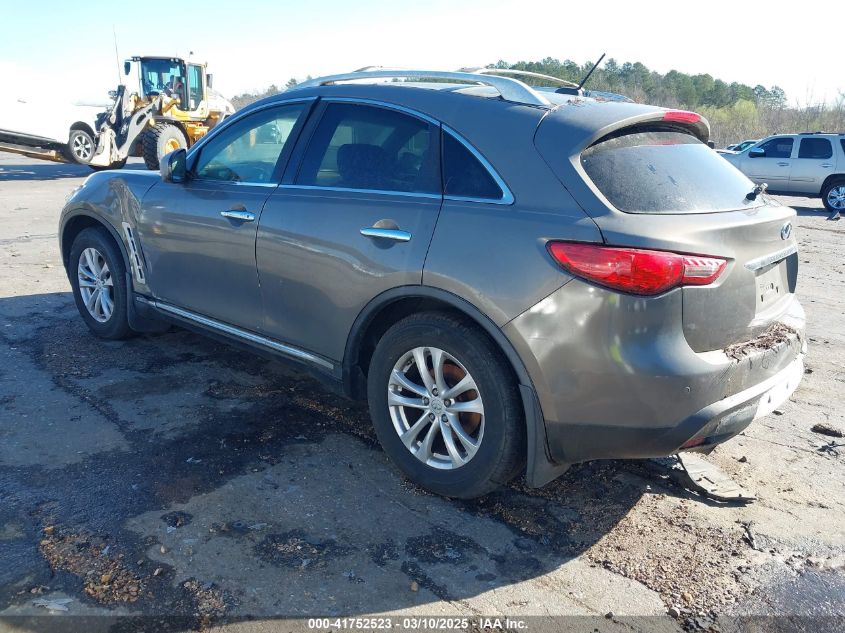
[798,138,833,159]
[581,129,762,214]
[296,103,439,194]
[442,132,504,201]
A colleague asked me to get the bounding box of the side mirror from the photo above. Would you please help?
[749,148,765,158]
[160,149,187,183]
[206,73,213,89]
[124,61,131,76]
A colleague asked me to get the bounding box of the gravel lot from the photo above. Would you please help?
[1,154,844,632]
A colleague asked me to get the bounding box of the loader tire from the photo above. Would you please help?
[89,159,128,172]
[143,123,187,171]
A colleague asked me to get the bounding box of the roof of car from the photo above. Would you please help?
[246,80,661,130]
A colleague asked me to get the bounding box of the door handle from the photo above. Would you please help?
[777,162,790,167]
[220,210,255,222]
[360,227,412,242]
[821,163,833,168]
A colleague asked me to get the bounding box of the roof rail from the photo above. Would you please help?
[293,68,552,107]
[461,67,579,89]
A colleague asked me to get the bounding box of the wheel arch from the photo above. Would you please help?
[69,121,96,139]
[342,286,568,487]
[821,173,845,194]
[60,211,130,275]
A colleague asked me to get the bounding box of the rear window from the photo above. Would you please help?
[581,129,763,213]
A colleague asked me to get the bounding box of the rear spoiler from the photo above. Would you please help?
[539,102,711,154]
[589,110,711,146]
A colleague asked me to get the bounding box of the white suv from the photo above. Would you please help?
[722,133,845,212]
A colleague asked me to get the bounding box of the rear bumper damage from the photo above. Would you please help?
[504,279,806,467]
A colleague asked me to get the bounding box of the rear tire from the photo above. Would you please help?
[67,128,95,165]
[143,123,187,170]
[822,178,845,213]
[69,228,134,340]
[367,312,525,498]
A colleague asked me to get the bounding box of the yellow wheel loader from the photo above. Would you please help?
[88,56,235,170]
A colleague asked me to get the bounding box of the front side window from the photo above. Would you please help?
[798,138,832,159]
[193,103,306,184]
[757,137,794,159]
[442,132,504,201]
[581,128,762,214]
[295,103,439,194]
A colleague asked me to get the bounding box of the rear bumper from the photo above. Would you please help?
[546,352,804,462]
[503,280,806,465]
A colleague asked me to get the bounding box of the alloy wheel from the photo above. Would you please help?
[828,186,845,211]
[77,247,114,323]
[72,133,93,161]
[387,346,484,470]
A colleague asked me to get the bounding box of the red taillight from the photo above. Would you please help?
[663,110,701,124]
[546,242,726,296]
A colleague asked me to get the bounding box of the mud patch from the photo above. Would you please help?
[586,494,750,619]
[181,578,230,624]
[404,527,484,565]
[161,512,193,529]
[725,323,798,360]
[39,528,144,604]
[254,530,353,570]
[367,540,399,566]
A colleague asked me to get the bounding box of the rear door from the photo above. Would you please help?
[744,136,795,190]
[256,100,443,361]
[137,101,310,331]
[789,137,835,194]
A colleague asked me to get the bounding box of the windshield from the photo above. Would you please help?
[139,59,185,102]
[581,129,764,214]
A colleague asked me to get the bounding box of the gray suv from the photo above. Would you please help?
[722,132,845,212]
[59,69,806,498]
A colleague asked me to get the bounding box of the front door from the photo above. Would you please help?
[137,101,310,331]
[256,101,443,361]
[745,136,794,190]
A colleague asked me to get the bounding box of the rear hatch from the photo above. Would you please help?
[535,105,799,352]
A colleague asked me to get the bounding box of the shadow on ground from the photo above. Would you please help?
[0,291,693,629]
[0,162,97,181]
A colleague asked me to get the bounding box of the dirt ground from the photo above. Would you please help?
[1,154,844,632]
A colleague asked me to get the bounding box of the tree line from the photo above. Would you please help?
[230,58,845,147]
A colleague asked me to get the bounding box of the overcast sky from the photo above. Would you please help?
[2,0,842,106]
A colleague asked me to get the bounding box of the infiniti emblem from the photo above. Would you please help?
[780,222,792,240]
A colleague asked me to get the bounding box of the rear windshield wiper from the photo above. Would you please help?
[746,183,768,201]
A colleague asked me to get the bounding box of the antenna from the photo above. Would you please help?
[112,25,122,85]
[554,53,607,95]
[577,52,606,91]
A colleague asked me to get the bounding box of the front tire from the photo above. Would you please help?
[143,123,187,170]
[367,312,525,498]
[822,178,845,213]
[67,128,95,165]
[69,228,134,340]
